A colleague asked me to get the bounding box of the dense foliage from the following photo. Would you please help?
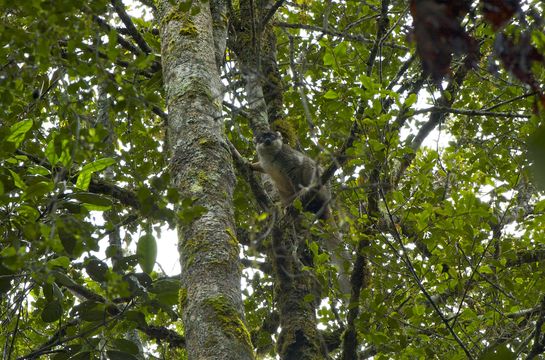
[1,0,545,359]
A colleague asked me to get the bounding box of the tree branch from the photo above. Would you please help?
[19,271,185,359]
[394,63,469,185]
[111,0,153,54]
[93,16,142,56]
[261,0,286,29]
[483,91,537,111]
[320,118,359,185]
[506,249,545,267]
[58,40,156,78]
[227,139,272,212]
[322,48,418,186]
[15,150,170,221]
[275,21,408,50]
[341,238,371,360]
[386,53,417,91]
[412,106,531,118]
[526,295,545,359]
[366,0,390,76]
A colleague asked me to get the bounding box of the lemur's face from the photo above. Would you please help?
[255,131,283,153]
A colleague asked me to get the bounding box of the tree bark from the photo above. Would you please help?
[158,1,254,359]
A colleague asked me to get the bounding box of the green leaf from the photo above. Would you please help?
[323,51,335,66]
[125,310,147,326]
[58,226,77,256]
[16,205,40,221]
[178,200,207,225]
[324,89,338,99]
[52,271,75,287]
[179,0,193,12]
[59,139,72,168]
[8,169,26,189]
[404,93,418,107]
[28,165,51,176]
[359,75,375,90]
[23,181,53,200]
[478,344,515,360]
[413,304,425,316]
[308,241,319,255]
[45,138,58,165]
[333,41,348,57]
[41,300,63,323]
[315,253,328,265]
[155,291,180,307]
[69,192,113,210]
[110,339,140,355]
[76,158,116,190]
[369,139,386,152]
[137,233,157,274]
[71,301,106,322]
[75,171,92,191]
[7,119,33,147]
[43,283,63,301]
[85,258,109,282]
[106,350,139,360]
[47,256,71,269]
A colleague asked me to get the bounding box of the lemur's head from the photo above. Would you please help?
[255,131,283,154]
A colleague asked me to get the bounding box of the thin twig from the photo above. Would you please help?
[482,91,537,111]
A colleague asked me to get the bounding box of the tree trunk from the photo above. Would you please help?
[158,1,254,359]
[229,1,326,358]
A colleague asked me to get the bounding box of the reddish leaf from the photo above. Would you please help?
[481,0,519,30]
[495,33,545,97]
[409,0,478,81]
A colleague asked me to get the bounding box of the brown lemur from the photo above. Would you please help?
[251,131,331,218]
[251,131,351,293]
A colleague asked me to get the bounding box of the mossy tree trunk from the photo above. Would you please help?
[229,1,326,358]
[158,1,254,359]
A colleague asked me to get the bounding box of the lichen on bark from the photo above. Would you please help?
[158,0,254,359]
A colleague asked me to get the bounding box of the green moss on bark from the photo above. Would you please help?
[179,287,188,308]
[161,8,198,36]
[204,295,253,353]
